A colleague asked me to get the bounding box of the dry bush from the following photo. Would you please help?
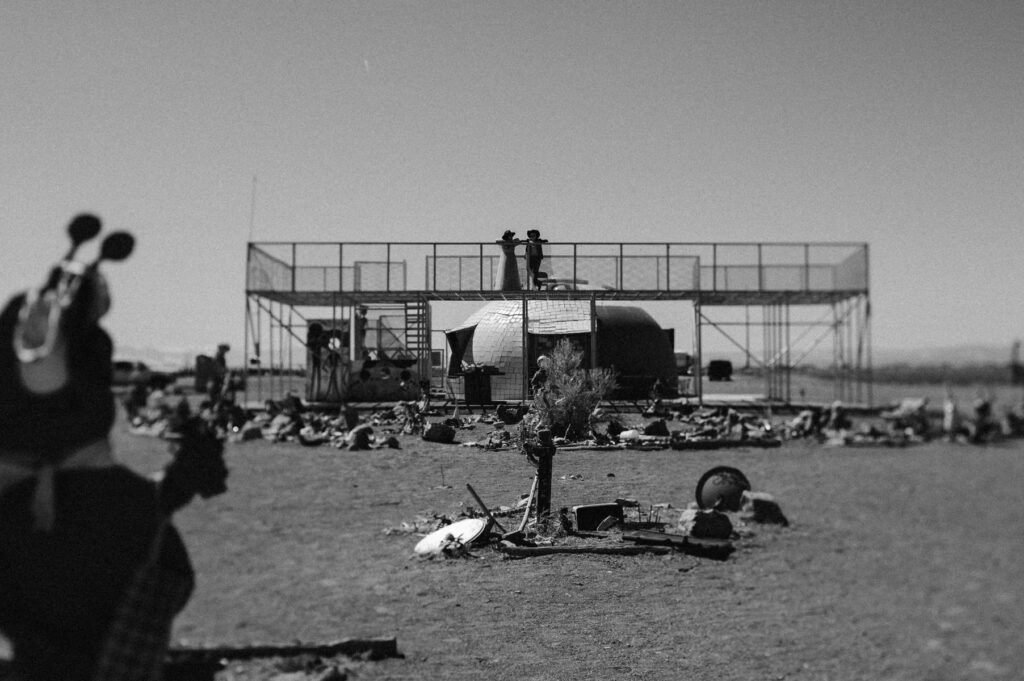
[528,338,617,440]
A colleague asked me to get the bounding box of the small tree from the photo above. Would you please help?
[528,338,617,441]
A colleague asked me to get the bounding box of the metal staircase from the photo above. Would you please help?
[403,298,430,377]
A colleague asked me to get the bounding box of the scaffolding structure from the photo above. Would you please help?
[243,239,871,406]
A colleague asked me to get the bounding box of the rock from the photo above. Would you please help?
[422,422,456,443]
[740,491,789,526]
[677,508,733,539]
[643,419,670,436]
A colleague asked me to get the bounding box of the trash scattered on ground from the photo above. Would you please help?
[388,465,789,567]
[126,384,1024,453]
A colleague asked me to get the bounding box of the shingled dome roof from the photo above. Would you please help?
[445,300,676,400]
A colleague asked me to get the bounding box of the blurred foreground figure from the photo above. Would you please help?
[0,215,227,681]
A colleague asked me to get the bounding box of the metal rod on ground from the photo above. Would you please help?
[518,474,540,532]
[465,483,507,533]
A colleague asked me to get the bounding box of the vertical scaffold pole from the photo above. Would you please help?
[590,294,598,371]
[251,301,260,403]
[268,301,276,399]
[693,299,703,405]
[866,295,874,407]
[831,301,840,402]
[785,300,792,403]
[522,294,530,402]
[278,301,286,397]
[243,295,251,406]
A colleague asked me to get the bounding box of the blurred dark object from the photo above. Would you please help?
[162,416,228,512]
[706,360,733,381]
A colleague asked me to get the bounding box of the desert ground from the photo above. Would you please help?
[109,388,1024,681]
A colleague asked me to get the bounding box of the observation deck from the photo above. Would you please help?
[246,240,868,306]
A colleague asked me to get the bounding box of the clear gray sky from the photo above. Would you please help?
[2,1,1022,361]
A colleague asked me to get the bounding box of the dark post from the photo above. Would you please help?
[534,428,555,518]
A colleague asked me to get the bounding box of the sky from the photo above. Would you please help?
[1,1,1022,366]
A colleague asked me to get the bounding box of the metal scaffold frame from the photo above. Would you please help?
[691,292,872,405]
[242,239,872,407]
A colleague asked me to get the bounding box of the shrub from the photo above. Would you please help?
[527,338,617,440]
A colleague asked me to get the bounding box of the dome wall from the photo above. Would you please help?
[445,301,677,400]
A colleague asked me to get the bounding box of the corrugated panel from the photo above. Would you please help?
[445,300,591,336]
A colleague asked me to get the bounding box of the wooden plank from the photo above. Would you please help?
[496,543,671,558]
[622,530,735,561]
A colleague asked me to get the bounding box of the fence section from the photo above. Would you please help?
[247,241,867,296]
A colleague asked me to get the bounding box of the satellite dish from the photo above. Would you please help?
[695,466,751,512]
[414,518,491,556]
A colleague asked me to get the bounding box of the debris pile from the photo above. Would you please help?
[399,465,789,564]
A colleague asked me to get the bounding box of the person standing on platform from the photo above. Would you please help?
[525,229,548,289]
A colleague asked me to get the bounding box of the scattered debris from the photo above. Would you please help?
[495,543,672,558]
[621,530,735,561]
[388,466,787,567]
[571,503,624,532]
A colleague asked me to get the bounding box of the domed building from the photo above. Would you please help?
[444,300,677,401]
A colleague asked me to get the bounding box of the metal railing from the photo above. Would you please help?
[246,241,868,295]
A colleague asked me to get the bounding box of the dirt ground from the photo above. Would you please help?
[106,412,1024,681]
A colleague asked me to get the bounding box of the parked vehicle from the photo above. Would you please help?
[112,360,151,387]
[706,359,734,382]
[112,360,172,388]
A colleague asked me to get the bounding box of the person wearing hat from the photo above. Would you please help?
[0,222,227,681]
[531,355,550,397]
[525,229,547,289]
[207,342,230,403]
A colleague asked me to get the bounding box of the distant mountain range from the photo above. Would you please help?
[116,342,1018,372]
[115,345,209,372]
[701,343,1016,368]
[873,344,1016,366]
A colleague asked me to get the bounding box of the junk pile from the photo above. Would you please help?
[404,465,788,562]
[156,386,1024,453]
[665,407,780,450]
[222,398,439,449]
[785,392,1024,447]
[458,405,782,452]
